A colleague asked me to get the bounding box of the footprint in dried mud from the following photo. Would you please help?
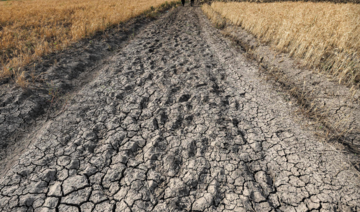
[179,94,191,102]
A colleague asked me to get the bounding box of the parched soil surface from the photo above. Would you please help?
[0,8,163,177]
[220,20,360,162]
[1,6,360,212]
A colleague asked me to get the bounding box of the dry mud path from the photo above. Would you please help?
[1,7,360,212]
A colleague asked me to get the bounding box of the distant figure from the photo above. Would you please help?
[191,0,194,6]
[181,0,185,6]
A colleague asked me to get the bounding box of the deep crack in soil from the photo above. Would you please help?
[0,6,359,212]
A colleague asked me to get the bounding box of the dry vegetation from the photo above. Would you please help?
[203,2,360,88]
[0,0,178,84]
[228,0,360,3]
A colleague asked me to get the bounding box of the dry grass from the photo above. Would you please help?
[0,0,178,84]
[205,2,360,88]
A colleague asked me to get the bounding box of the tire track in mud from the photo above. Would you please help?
[0,7,359,212]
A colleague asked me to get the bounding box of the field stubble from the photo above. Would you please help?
[0,0,178,85]
[205,2,360,89]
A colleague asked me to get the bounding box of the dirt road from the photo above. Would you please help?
[0,7,359,212]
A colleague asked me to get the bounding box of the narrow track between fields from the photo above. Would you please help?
[0,6,359,212]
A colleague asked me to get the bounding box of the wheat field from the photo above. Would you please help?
[205,2,360,88]
[0,0,178,82]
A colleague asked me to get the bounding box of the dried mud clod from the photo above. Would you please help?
[0,6,359,212]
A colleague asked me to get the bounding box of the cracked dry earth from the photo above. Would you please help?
[1,7,360,212]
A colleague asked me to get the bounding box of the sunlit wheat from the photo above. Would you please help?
[0,0,177,82]
[206,2,360,87]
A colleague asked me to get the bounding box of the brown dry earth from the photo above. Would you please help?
[0,6,360,212]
